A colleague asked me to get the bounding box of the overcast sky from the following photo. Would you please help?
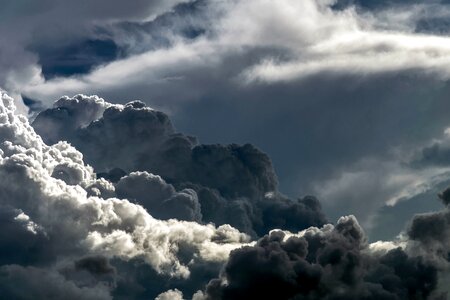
[3,0,450,298]
[2,0,450,238]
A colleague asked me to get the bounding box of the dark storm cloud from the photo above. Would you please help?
[0,265,112,300]
[202,216,444,300]
[439,187,450,206]
[408,210,450,245]
[74,256,116,277]
[0,206,52,266]
[407,191,450,248]
[115,172,203,222]
[411,140,450,169]
[110,256,224,300]
[196,184,450,300]
[32,95,327,237]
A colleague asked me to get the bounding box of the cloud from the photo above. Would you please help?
[410,128,450,169]
[115,171,202,222]
[0,91,257,298]
[0,0,192,112]
[195,164,450,299]
[20,0,450,103]
[354,128,450,238]
[14,0,450,232]
[201,214,448,299]
[32,94,327,237]
[0,265,113,300]
[407,196,450,253]
[4,0,450,296]
[314,157,450,229]
[368,181,449,242]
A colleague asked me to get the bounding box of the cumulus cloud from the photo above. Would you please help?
[201,214,448,300]
[115,171,202,222]
[155,289,184,300]
[0,91,255,298]
[195,163,450,299]
[407,196,450,253]
[32,94,327,237]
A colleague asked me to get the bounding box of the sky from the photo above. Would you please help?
[1,0,450,299]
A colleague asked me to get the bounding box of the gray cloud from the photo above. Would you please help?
[201,213,448,300]
[32,94,327,237]
[0,91,254,298]
[115,171,202,222]
[196,176,450,299]
[0,265,112,300]
[155,289,184,300]
[410,130,450,169]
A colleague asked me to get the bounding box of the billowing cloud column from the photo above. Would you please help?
[0,91,250,298]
